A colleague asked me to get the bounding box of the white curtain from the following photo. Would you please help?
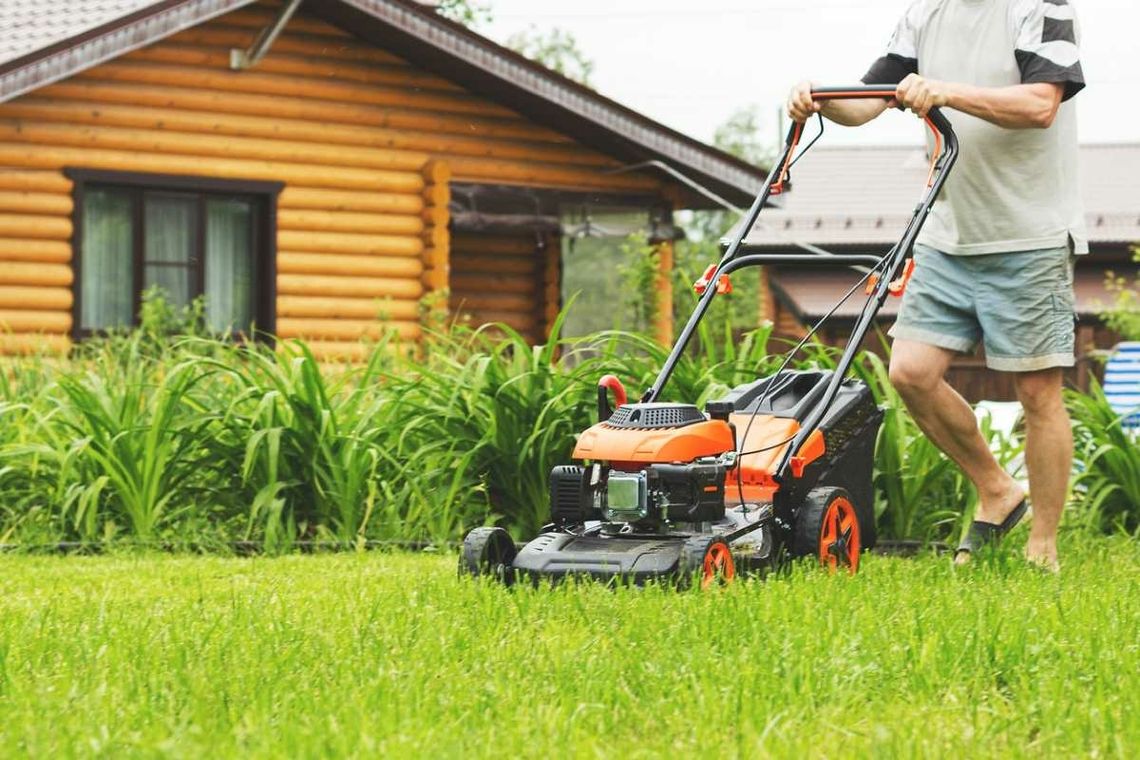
[80,189,134,331]
[205,198,254,333]
[143,194,197,309]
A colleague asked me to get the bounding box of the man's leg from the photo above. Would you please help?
[888,339,1025,533]
[1011,368,1070,569]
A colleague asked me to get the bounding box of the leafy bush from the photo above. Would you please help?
[1067,379,1140,535]
[0,294,1127,549]
[1099,248,1140,340]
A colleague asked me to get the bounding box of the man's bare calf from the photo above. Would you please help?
[887,340,1046,564]
[1011,368,1071,570]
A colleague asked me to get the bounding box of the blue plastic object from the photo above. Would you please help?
[1103,342,1140,431]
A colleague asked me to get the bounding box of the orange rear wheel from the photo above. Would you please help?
[818,495,861,574]
[792,486,864,575]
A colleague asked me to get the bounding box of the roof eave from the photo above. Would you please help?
[308,0,766,207]
[0,0,258,103]
[0,0,766,208]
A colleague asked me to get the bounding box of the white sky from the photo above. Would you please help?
[482,0,1140,150]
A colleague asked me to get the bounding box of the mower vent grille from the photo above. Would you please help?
[604,403,705,430]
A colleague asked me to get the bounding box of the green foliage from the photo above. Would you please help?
[615,231,661,332]
[671,237,762,351]
[385,316,590,539]
[136,285,210,339]
[434,0,492,29]
[1099,248,1140,340]
[506,26,594,86]
[0,292,1129,549]
[1067,378,1140,535]
[672,105,778,338]
[2,543,1139,755]
[560,227,664,337]
[713,105,779,171]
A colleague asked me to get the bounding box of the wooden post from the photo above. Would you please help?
[1076,324,1096,392]
[652,238,674,346]
[541,231,561,340]
[420,159,450,295]
[758,268,776,324]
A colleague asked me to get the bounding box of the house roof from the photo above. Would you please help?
[0,0,767,207]
[0,0,256,99]
[735,143,1140,248]
[770,264,1128,324]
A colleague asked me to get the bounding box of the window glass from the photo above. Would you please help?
[206,198,254,333]
[77,181,266,337]
[80,188,134,331]
[143,193,198,310]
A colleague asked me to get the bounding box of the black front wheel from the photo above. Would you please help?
[459,527,517,585]
[677,535,736,590]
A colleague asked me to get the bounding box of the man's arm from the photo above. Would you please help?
[895,75,1064,129]
[787,80,888,127]
[787,76,1063,130]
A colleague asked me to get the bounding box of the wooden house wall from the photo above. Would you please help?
[449,231,561,342]
[0,1,662,358]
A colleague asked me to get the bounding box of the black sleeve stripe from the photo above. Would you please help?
[862,54,918,86]
[1015,50,1085,102]
[1042,16,1076,44]
[1044,0,1068,5]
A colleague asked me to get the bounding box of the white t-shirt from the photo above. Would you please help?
[863,0,1088,255]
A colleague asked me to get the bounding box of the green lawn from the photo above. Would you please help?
[1,538,1138,758]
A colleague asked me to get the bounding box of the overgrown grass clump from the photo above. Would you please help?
[0,539,1137,757]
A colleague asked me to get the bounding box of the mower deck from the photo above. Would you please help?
[514,533,686,584]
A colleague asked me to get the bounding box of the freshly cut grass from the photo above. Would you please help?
[0,538,1137,758]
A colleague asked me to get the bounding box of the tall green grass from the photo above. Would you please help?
[0,300,1128,548]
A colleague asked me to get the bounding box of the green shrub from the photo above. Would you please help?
[0,297,1112,549]
[1067,379,1140,535]
[1099,248,1140,340]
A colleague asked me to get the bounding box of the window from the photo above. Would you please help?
[67,170,282,338]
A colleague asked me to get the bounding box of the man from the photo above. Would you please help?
[787,0,1085,570]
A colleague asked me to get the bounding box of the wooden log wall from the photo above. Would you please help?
[0,1,664,357]
[541,233,562,340]
[450,232,547,342]
[421,161,450,293]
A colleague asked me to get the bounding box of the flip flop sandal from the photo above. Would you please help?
[955,498,1028,559]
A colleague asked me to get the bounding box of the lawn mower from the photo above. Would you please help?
[460,86,959,587]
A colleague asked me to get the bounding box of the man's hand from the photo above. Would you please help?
[894,74,948,118]
[787,80,890,128]
[787,81,820,123]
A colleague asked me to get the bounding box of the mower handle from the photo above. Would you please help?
[641,82,959,423]
[809,84,954,138]
[771,84,954,197]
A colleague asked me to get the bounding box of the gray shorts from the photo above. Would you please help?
[888,244,1077,372]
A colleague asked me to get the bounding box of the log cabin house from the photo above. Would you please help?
[0,0,766,359]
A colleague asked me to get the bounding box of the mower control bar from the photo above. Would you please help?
[641,84,959,482]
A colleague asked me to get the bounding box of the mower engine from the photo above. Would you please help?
[552,456,728,528]
[549,402,733,531]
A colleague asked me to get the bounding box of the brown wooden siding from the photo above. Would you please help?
[450,232,550,342]
[0,1,663,358]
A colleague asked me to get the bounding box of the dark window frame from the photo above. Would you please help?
[65,169,283,341]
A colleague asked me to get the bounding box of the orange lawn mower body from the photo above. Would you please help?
[460,86,959,587]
